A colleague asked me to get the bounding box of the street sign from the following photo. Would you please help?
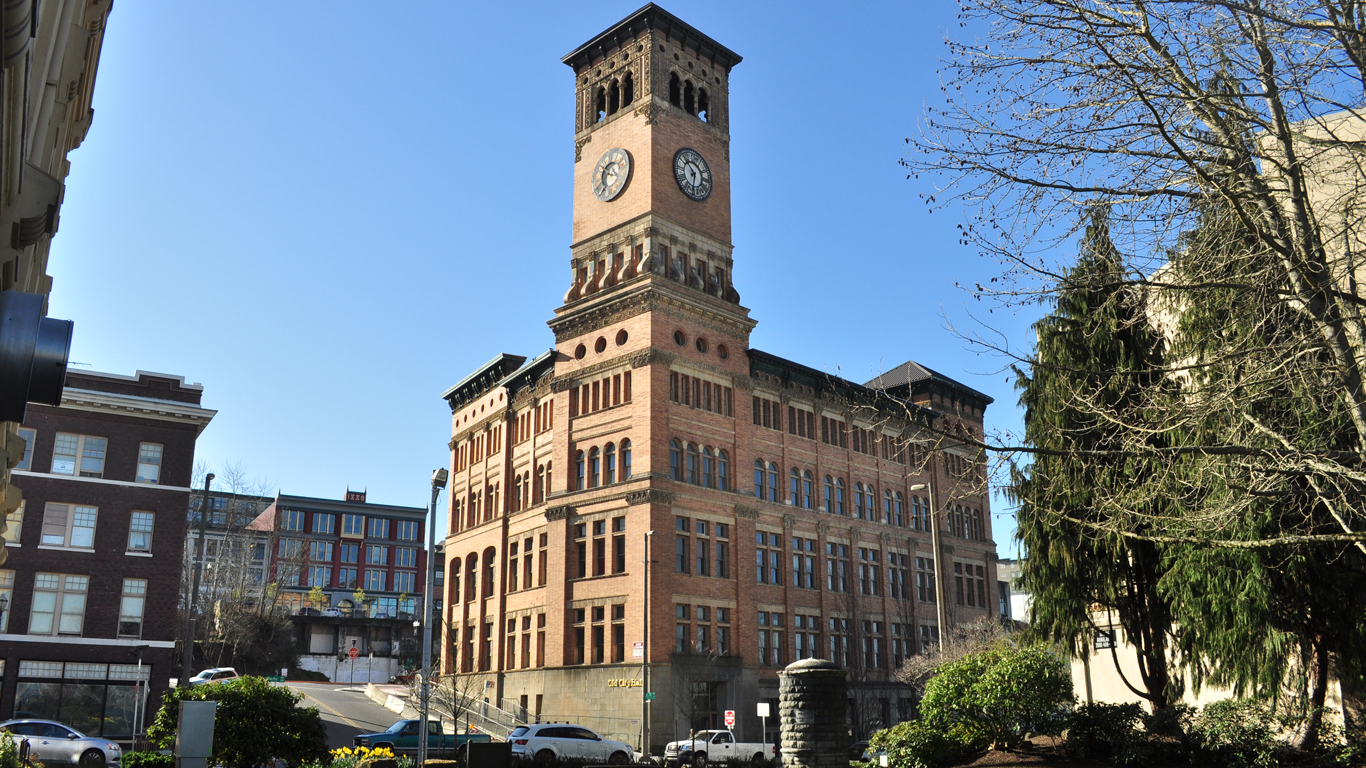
[756,702,770,718]
[725,710,735,728]
[348,647,359,660]
[265,675,285,683]
[645,691,656,701]
[633,641,644,658]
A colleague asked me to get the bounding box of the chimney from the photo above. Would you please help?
[345,488,366,503]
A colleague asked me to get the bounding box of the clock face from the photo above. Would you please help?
[591,148,631,202]
[673,148,713,201]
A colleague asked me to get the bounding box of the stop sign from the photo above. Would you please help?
[725,710,735,728]
[348,647,359,660]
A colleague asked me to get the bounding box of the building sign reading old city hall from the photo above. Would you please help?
[440,4,1000,749]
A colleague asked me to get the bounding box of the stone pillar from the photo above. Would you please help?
[779,659,848,768]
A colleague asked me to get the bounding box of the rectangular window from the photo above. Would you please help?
[40,503,96,549]
[135,443,162,483]
[118,578,147,638]
[309,540,333,561]
[30,573,88,635]
[340,543,359,563]
[396,547,417,568]
[342,514,364,537]
[15,428,35,471]
[613,533,626,574]
[365,570,387,591]
[676,536,689,574]
[0,570,11,632]
[339,568,358,589]
[313,513,335,534]
[278,538,303,559]
[366,545,388,566]
[51,434,107,478]
[396,520,419,541]
[917,556,937,603]
[368,518,390,538]
[394,571,416,593]
[308,566,332,588]
[280,509,304,531]
[127,511,153,552]
[3,502,22,546]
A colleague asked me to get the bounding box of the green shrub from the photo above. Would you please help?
[146,676,329,768]
[121,753,175,768]
[868,720,968,768]
[1142,703,1194,740]
[288,667,331,682]
[1186,699,1282,768]
[0,732,21,768]
[919,645,1074,749]
[1066,702,1145,762]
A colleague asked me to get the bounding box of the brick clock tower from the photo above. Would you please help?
[441,3,999,754]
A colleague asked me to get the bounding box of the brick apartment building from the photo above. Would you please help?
[3,370,213,739]
[439,5,1000,750]
[252,491,428,671]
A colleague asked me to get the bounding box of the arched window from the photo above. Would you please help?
[513,475,523,512]
[854,483,865,519]
[604,443,617,484]
[621,440,632,479]
[836,478,846,515]
[767,462,779,502]
[824,476,835,513]
[482,546,497,596]
[671,441,683,481]
[702,447,715,488]
[956,505,966,537]
[790,468,801,506]
[884,490,894,525]
[575,450,586,491]
[523,472,531,510]
[449,558,461,605]
[802,471,813,509]
[595,87,607,123]
[623,72,635,105]
[896,492,905,527]
[589,447,601,488]
[545,461,553,497]
[608,79,620,115]
[683,81,695,114]
[686,443,699,485]
[718,450,729,491]
[669,72,681,107]
[465,555,478,602]
[755,460,766,500]
[973,509,983,540]
[697,87,709,121]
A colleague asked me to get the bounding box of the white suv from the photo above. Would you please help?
[510,723,633,765]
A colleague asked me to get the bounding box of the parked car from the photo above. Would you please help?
[187,667,239,685]
[664,730,777,767]
[0,719,121,767]
[353,719,489,756]
[321,608,342,617]
[509,723,633,765]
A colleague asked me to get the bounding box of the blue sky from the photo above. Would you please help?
[48,2,1034,553]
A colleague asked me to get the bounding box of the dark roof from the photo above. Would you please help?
[562,3,742,73]
[865,359,994,408]
[441,353,528,411]
[251,493,426,531]
[747,348,936,424]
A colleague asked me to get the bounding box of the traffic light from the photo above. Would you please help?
[0,290,72,422]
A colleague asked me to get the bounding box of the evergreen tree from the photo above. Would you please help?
[1011,207,1180,709]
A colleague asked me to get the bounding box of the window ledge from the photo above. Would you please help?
[36,545,95,553]
[4,542,18,548]
[125,551,154,558]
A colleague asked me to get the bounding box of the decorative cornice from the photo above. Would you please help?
[627,489,675,506]
[545,505,573,521]
[732,505,758,520]
[551,279,754,342]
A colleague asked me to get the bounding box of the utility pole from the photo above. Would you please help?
[419,468,449,768]
[910,481,948,647]
[181,473,213,685]
[642,529,654,758]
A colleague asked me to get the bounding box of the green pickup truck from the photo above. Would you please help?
[354,719,491,755]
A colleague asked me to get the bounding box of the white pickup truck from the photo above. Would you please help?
[664,730,777,767]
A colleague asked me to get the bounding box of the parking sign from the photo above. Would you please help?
[725,710,735,728]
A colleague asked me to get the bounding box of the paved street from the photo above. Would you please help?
[287,682,403,750]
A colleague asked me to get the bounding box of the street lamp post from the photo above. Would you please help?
[419,468,449,768]
[642,530,654,759]
[181,473,214,686]
[909,482,948,647]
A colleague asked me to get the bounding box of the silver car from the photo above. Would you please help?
[0,719,122,767]
[509,723,634,765]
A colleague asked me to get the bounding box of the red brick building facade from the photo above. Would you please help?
[4,370,213,740]
[440,5,998,750]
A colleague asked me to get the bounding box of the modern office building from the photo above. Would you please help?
[2,369,213,739]
[439,4,1000,749]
